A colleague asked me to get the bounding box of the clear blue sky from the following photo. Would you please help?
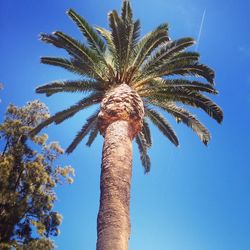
[1,0,250,249]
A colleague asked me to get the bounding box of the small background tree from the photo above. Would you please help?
[0,100,74,249]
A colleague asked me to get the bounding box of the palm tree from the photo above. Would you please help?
[30,1,223,249]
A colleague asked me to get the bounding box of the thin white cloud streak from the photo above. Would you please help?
[196,9,206,51]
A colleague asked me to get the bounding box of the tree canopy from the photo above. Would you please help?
[0,101,74,249]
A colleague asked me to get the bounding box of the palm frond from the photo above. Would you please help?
[29,115,57,138]
[67,9,106,54]
[141,37,196,73]
[138,78,217,95]
[40,32,105,80]
[120,1,141,83]
[130,19,141,51]
[95,26,117,64]
[40,56,96,80]
[36,80,105,96]
[66,9,116,81]
[66,110,99,153]
[171,51,199,61]
[141,119,152,147]
[128,23,169,82]
[161,63,215,84]
[145,89,223,123]
[53,31,101,65]
[121,0,133,23]
[54,93,102,124]
[86,123,99,147]
[160,78,217,94]
[135,132,151,173]
[71,58,106,80]
[41,32,94,62]
[108,10,127,78]
[145,107,179,146]
[29,93,102,137]
[40,57,84,76]
[121,20,141,82]
[149,100,210,144]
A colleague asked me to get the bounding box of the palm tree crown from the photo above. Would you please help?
[31,0,223,172]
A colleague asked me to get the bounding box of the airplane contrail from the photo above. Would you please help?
[196,9,206,51]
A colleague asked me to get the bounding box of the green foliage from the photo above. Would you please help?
[135,132,151,173]
[0,238,54,250]
[66,110,99,153]
[33,0,223,172]
[0,101,74,249]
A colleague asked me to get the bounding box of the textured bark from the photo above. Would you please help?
[97,120,132,250]
[96,84,144,250]
[98,84,144,139]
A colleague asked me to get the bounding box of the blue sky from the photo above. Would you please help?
[1,0,250,249]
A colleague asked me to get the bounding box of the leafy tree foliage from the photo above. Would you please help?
[0,101,74,249]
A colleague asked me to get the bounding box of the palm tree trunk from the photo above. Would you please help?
[96,83,144,250]
[96,120,133,250]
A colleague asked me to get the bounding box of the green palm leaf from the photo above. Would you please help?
[95,26,117,69]
[161,63,215,84]
[145,107,179,146]
[67,9,106,54]
[138,78,217,94]
[108,10,127,78]
[66,110,99,153]
[146,89,223,123]
[86,123,99,147]
[141,37,196,73]
[135,132,151,173]
[141,119,152,147]
[121,0,133,23]
[128,23,169,83]
[160,79,217,94]
[120,1,141,82]
[30,93,102,137]
[40,57,85,76]
[41,32,104,80]
[36,80,104,96]
[149,100,210,144]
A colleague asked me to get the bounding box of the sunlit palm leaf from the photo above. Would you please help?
[36,80,105,96]
[108,10,128,78]
[67,9,106,54]
[141,37,196,73]
[41,32,105,80]
[128,24,169,82]
[40,57,87,76]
